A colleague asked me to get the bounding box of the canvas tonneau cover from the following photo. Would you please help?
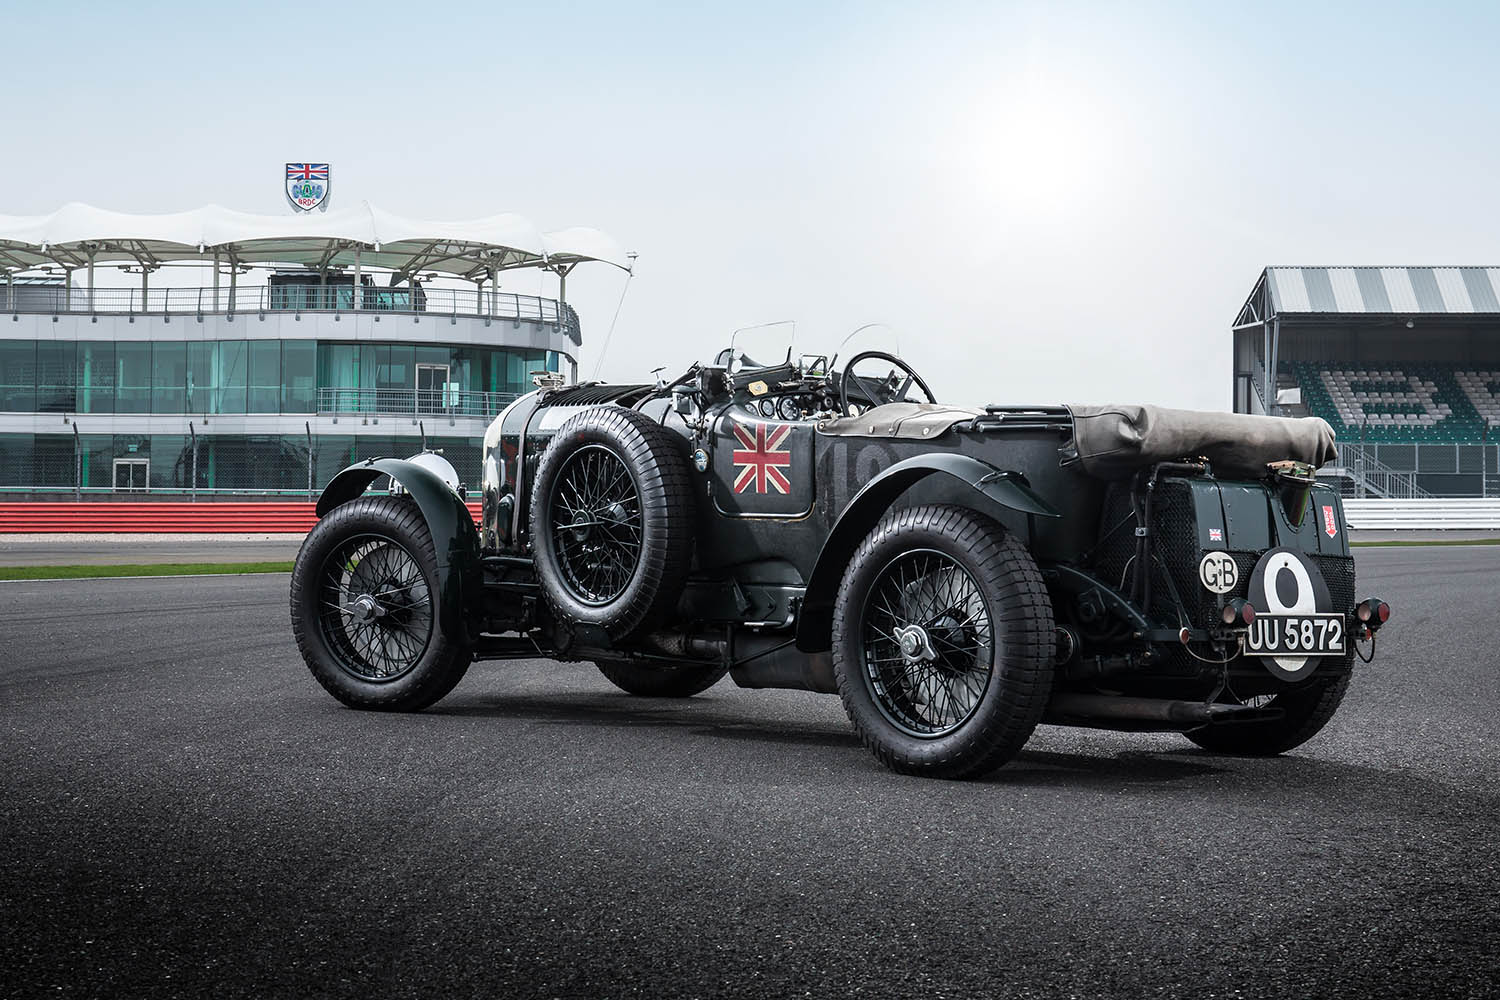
[1061,404,1337,480]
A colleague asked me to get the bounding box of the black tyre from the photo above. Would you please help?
[594,659,730,698]
[530,406,693,641]
[1184,670,1351,755]
[832,504,1055,779]
[290,495,471,711]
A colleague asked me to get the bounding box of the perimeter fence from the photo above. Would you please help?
[0,426,482,499]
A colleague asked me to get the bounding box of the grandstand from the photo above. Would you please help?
[1233,267,1500,498]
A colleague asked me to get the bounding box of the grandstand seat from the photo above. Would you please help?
[1455,371,1500,431]
[1289,361,1488,443]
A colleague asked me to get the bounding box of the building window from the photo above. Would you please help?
[153,343,187,413]
[116,343,152,414]
[282,341,316,412]
[77,342,115,413]
[249,341,281,412]
[214,340,248,414]
[0,340,37,411]
[36,342,76,413]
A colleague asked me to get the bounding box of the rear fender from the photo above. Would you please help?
[795,454,1060,651]
[317,458,482,640]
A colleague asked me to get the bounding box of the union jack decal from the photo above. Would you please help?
[731,422,792,494]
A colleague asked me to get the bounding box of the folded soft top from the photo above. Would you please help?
[1062,404,1337,480]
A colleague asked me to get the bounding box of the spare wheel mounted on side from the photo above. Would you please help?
[529,406,694,642]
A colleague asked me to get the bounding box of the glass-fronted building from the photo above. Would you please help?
[0,205,627,497]
[0,330,565,492]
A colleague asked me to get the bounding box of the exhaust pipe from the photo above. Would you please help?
[641,631,837,694]
[1045,693,1267,728]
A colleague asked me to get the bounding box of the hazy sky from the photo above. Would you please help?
[3,1,1496,409]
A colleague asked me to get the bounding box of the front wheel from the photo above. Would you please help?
[832,504,1055,779]
[290,495,471,711]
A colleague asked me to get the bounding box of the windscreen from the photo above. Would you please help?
[829,324,904,375]
[720,321,796,374]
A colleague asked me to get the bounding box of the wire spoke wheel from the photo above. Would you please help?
[860,548,994,738]
[548,444,643,606]
[314,532,434,682]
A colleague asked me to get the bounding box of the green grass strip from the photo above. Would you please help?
[1351,537,1500,547]
[0,561,295,581]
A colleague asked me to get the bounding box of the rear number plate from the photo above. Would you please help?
[1245,614,1345,656]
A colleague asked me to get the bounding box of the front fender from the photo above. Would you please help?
[795,454,1060,652]
[317,458,482,640]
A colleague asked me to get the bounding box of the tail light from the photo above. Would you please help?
[1356,598,1391,630]
[1221,599,1256,626]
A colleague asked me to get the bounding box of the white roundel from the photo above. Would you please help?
[1258,551,1316,615]
[1198,552,1238,595]
[1247,547,1333,680]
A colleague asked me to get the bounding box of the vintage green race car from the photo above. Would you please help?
[289,336,1391,778]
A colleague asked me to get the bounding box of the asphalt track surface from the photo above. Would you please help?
[2,547,1496,999]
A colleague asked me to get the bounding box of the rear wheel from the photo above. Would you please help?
[1184,670,1351,755]
[290,496,471,711]
[832,504,1055,779]
[594,659,730,698]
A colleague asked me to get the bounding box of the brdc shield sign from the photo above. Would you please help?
[285,164,330,212]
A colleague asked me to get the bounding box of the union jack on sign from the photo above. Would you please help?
[286,163,329,181]
[731,422,792,494]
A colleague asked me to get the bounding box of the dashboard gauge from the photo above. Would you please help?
[758,398,777,418]
[776,396,803,422]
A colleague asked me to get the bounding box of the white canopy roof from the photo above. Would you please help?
[0,202,631,279]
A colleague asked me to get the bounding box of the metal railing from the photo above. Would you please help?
[1343,498,1500,530]
[316,387,520,419]
[4,284,580,341]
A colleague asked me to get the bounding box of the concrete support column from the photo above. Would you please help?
[353,248,362,310]
[87,252,95,313]
[213,250,220,311]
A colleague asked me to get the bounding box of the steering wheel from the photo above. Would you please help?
[837,351,937,416]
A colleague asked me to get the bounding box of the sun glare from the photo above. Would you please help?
[953,73,1123,221]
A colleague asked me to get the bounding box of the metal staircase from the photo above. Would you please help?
[1323,444,1434,499]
